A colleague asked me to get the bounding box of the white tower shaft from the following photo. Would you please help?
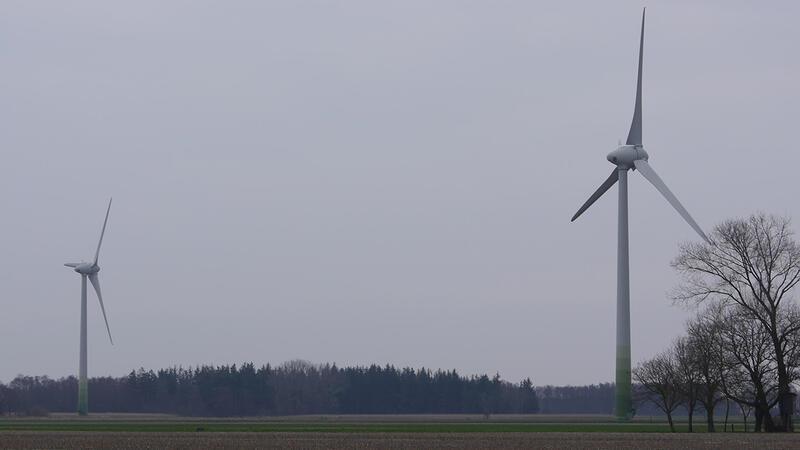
[615,168,632,419]
[78,275,88,415]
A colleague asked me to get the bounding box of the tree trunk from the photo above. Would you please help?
[743,410,748,433]
[773,329,791,432]
[706,405,715,432]
[724,399,730,432]
[688,405,694,432]
[666,412,675,432]
[754,387,776,432]
[755,409,763,432]
[763,409,777,432]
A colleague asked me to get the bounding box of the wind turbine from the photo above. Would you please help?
[64,198,114,416]
[570,9,709,420]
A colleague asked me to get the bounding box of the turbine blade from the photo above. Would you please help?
[625,8,645,146]
[64,263,81,268]
[633,159,709,243]
[94,198,112,266]
[88,273,113,344]
[571,169,619,222]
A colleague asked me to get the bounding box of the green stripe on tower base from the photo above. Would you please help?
[77,377,88,416]
[615,345,632,420]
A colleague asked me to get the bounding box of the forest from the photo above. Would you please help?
[0,361,676,417]
[0,361,543,417]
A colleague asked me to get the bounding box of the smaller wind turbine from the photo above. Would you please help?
[64,198,113,416]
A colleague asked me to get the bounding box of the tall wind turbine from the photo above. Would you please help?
[64,198,114,416]
[570,9,709,420]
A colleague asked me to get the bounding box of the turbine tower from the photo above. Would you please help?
[570,9,709,420]
[64,198,114,416]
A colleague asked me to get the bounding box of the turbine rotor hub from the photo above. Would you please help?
[607,145,648,169]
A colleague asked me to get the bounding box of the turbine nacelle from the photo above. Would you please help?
[64,262,100,275]
[75,263,99,275]
[607,145,648,169]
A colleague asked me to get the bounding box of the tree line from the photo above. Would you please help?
[1,368,681,417]
[635,213,800,432]
[0,361,539,416]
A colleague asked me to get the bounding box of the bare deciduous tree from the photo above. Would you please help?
[633,351,683,432]
[673,213,800,431]
[685,304,725,432]
[718,307,779,431]
[673,337,700,432]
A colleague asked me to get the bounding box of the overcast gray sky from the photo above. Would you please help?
[1,0,798,386]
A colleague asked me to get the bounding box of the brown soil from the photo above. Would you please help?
[2,432,800,450]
